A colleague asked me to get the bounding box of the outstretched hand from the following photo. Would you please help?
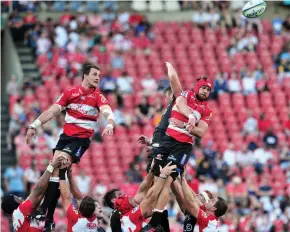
[138,135,150,145]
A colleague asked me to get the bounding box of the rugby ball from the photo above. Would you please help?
[242,0,267,18]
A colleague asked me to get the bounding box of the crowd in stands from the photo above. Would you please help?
[3,1,290,231]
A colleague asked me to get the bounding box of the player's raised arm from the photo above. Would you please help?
[27,156,67,208]
[180,173,201,218]
[165,62,183,97]
[134,172,154,204]
[171,178,185,212]
[140,162,176,218]
[59,171,73,212]
[26,104,62,144]
[66,166,84,207]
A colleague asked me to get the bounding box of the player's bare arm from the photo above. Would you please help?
[171,178,185,212]
[140,162,176,218]
[165,62,183,97]
[27,156,67,208]
[175,96,197,132]
[26,104,62,144]
[180,173,201,218]
[134,172,154,204]
[100,105,115,136]
[60,174,73,212]
[67,165,84,207]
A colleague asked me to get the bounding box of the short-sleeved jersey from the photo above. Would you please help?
[120,205,144,232]
[67,204,99,232]
[166,90,212,144]
[12,200,42,232]
[55,85,109,138]
[197,208,219,232]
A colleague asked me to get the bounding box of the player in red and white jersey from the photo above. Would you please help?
[180,173,228,232]
[1,156,67,232]
[104,163,176,232]
[58,166,105,232]
[25,64,115,230]
[150,63,213,220]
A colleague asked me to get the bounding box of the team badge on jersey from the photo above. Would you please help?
[181,91,188,98]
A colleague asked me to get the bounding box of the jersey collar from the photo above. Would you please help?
[78,85,96,95]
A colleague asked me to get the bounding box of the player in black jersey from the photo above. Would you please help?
[138,62,183,231]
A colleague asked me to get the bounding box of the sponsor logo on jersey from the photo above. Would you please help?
[72,93,80,97]
[63,147,72,153]
[75,147,82,157]
[180,154,187,165]
[86,222,97,229]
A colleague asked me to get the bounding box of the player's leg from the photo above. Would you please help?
[41,150,72,231]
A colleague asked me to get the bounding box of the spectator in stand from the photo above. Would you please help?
[60,9,72,26]
[212,72,228,98]
[272,13,284,35]
[256,74,269,93]
[55,24,68,48]
[258,112,271,133]
[196,157,215,180]
[135,96,154,126]
[24,161,40,193]
[141,73,158,95]
[226,176,247,204]
[8,10,24,41]
[6,74,19,96]
[116,71,134,94]
[282,14,290,34]
[236,146,254,166]
[237,32,259,52]
[100,71,117,93]
[278,54,290,79]
[242,110,258,135]
[284,113,290,136]
[36,31,51,55]
[102,7,116,23]
[134,31,151,52]
[4,161,26,199]
[135,16,151,37]
[242,70,256,95]
[203,140,217,160]
[253,145,273,166]
[228,72,242,93]
[111,50,125,69]
[75,169,91,195]
[223,143,237,167]
[22,10,37,31]
[117,9,130,30]
[125,162,143,183]
[198,175,218,195]
[280,143,290,170]
[263,127,278,148]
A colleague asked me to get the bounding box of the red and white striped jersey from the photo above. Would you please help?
[67,204,99,232]
[197,207,219,232]
[12,199,42,232]
[166,90,212,144]
[120,205,144,232]
[56,85,109,138]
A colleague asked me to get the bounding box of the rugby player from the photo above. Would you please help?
[26,64,115,230]
[151,62,213,218]
[1,156,67,232]
[59,166,105,232]
[180,173,228,231]
[104,162,176,232]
